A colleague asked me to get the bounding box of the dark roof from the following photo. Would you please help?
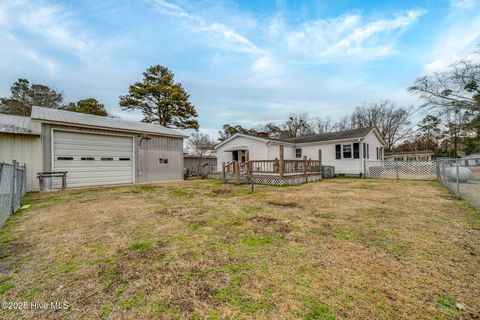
[279,127,374,144]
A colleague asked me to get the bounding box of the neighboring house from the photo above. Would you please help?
[215,127,385,176]
[384,150,435,162]
[184,154,217,176]
[0,106,187,191]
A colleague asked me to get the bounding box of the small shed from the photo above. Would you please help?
[184,154,217,176]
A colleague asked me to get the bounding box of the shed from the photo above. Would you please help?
[0,107,187,191]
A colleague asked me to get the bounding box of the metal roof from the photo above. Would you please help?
[31,106,187,138]
[0,114,41,135]
[279,127,375,144]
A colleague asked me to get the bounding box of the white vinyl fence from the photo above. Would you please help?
[364,160,437,180]
[0,161,27,227]
[437,157,480,211]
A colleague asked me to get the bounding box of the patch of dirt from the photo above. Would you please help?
[267,200,300,208]
[156,206,201,218]
[247,215,292,236]
[212,188,232,195]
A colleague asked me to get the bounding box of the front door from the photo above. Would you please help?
[232,150,246,163]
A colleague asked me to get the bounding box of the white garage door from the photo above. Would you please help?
[53,130,134,187]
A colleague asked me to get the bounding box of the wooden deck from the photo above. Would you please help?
[221,146,324,185]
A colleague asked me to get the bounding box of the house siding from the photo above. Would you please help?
[0,133,43,192]
[216,136,270,167]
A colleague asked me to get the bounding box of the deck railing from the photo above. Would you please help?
[222,158,322,181]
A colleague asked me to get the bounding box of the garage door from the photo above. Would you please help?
[53,131,134,187]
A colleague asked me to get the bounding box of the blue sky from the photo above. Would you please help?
[1,0,480,137]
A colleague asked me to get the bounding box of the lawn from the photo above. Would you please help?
[0,178,479,319]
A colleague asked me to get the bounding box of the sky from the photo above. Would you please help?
[1,0,480,138]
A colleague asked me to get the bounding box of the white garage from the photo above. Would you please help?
[52,130,134,187]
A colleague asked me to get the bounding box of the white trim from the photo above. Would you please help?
[132,136,136,184]
[342,144,353,159]
[52,128,136,185]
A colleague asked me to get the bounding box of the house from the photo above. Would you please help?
[0,106,187,191]
[384,150,435,162]
[215,127,385,177]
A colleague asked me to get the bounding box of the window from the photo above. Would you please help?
[57,156,73,160]
[335,144,341,159]
[101,157,113,161]
[119,157,131,161]
[376,147,379,160]
[363,143,367,159]
[81,157,95,161]
[353,143,360,159]
[159,158,168,164]
[295,148,302,159]
[342,144,352,158]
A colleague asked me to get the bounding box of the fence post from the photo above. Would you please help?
[279,145,284,177]
[222,162,226,180]
[235,161,240,184]
[395,162,399,180]
[456,160,460,198]
[303,156,308,175]
[10,160,17,215]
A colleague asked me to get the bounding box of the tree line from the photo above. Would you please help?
[0,65,199,130]
[219,47,480,156]
[0,78,109,117]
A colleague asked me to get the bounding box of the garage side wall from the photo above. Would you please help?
[0,134,42,192]
[135,135,184,183]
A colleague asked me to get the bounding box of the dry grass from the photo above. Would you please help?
[0,178,479,319]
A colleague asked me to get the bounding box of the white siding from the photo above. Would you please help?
[216,136,269,168]
[363,130,384,161]
[300,140,362,175]
[0,134,43,192]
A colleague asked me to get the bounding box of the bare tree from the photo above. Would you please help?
[313,116,337,134]
[351,100,413,150]
[333,115,354,132]
[188,132,216,176]
[409,48,480,155]
[281,112,314,138]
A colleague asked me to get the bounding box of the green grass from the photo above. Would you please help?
[128,241,154,250]
[0,178,478,319]
[58,262,78,273]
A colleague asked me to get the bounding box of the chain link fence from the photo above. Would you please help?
[364,160,437,180]
[437,157,480,211]
[0,161,27,227]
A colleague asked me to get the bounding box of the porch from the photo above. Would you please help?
[221,145,324,185]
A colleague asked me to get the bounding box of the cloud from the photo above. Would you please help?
[18,4,89,53]
[147,0,264,54]
[425,3,480,72]
[284,9,426,60]
[449,0,477,9]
